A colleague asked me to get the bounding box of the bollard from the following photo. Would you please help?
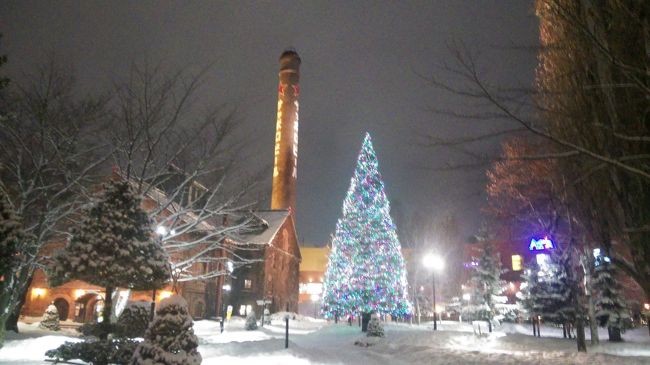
[285,317,289,349]
[220,318,224,333]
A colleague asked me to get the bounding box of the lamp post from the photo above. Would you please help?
[423,253,444,330]
[461,293,471,323]
[311,294,320,318]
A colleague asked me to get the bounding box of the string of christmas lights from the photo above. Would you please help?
[321,133,412,319]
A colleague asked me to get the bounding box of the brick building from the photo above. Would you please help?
[21,179,233,322]
[225,210,301,317]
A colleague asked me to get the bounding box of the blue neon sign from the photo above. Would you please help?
[529,237,554,251]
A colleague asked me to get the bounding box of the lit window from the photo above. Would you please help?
[244,279,252,289]
[593,248,611,266]
[511,255,522,271]
[299,282,323,295]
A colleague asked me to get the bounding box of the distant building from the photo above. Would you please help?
[297,245,330,316]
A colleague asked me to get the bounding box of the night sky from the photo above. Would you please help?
[0,1,539,246]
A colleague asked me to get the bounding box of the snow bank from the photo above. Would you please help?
[3,317,650,365]
[0,335,81,363]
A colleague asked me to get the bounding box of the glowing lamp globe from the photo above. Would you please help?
[423,253,444,271]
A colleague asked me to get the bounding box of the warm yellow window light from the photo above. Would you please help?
[512,255,523,271]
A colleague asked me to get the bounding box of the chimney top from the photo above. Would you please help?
[279,49,301,71]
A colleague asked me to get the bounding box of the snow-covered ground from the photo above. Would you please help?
[2,317,650,364]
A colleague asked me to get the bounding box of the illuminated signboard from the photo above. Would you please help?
[529,236,554,251]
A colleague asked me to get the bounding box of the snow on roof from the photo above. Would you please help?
[230,210,290,246]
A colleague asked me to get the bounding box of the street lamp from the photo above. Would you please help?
[423,253,444,330]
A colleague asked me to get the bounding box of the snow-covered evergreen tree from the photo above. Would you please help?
[366,314,384,337]
[0,188,22,347]
[50,180,171,338]
[131,295,201,365]
[321,133,411,320]
[593,259,629,342]
[468,239,505,330]
[519,249,584,339]
[534,250,575,327]
[517,261,540,318]
[245,310,258,331]
[39,304,60,331]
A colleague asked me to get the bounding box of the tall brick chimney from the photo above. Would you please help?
[271,49,301,213]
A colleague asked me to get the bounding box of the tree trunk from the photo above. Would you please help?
[588,297,600,344]
[531,317,537,337]
[101,286,114,340]
[4,270,33,333]
[608,326,622,342]
[0,275,14,348]
[150,289,156,321]
[576,318,587,352]
[361,312,371,332]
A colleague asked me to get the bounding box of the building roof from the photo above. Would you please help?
[231,210,291,246]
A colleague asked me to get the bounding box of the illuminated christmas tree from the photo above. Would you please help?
[321,133,411,319]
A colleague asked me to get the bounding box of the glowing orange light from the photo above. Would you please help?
[31,288,46,299]
[158,290,173,301]
[74,289,86,299]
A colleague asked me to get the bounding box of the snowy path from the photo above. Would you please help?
[2,318,650,364]
[192,318,650,365]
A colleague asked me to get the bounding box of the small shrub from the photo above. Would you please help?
[77,322,115,338]
[45,338,139,365]
[39,304,60,331]
[245,310,258,330]
[366,314,384,337]
[115,301,151,338]
[131,295,201,365]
